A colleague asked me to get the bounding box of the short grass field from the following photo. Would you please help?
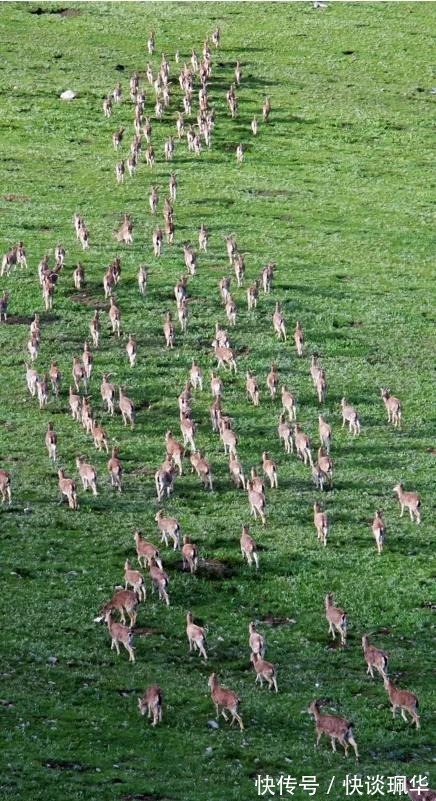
[0,2,434,800]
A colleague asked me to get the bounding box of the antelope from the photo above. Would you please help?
[381,388,402,428]
[318,415,332,453]
[178,383,192,416]
[294,424,313,466]
[261,262,275,294]
[112,126,125,150]
[164,431,183,475]
[49,361,61,396]
[273,302,286,340]
[26,363,38,397]
[107,447,122,491]
[313,502,329,546]
[101,374,115,415]
[267,364,279,399]
[0,291,10,322]
[68,386,81,422]
[143,116,152,142]
[113,82,121,102]
[219,276,231,304]
[362,635,388,679]
[155,510,180,550]
[186,612,207,659]
[169,172,177,201]
[294,321,304,356]
[250,467,265,496]
[147,30,155,55]
[190,451,213,490]
[138,686,163,727]
[155,462,175,502]
[262,97,271,122]
[393,483,421,523]
[406,782,436,801]
[108,297,121,337]
[0,470,12,504]
[225,295,237,326]
[208,674,244,731]
[212,26,220,48]
[212,341,237,372]
[308,700,359,761]
[372,510,385,554]
[58,469,78,510]
[119,388,135,428]
[76,456,98,495]
[42,276,55,311]
[249,622,265,657]
[45,422,57,462]
[310,354,321,386]
[189,361,203,391]
[235,60,242,85]
[104,610,135,662]
[179,413,196,452]
[225,235,237,265]
[183,243,196,276]
[236,144,244,163]
[1,243,26,276]
[103,94,112,117]
[384,677,420,728]
[90,310,100,348]
[149,185,159,215]
[177,298,188,332]
[247,481,266,525]
[240,525,259,568]
[126,334,137,367]
[115,214,133,245]
[115,160,125,184]
[124,560,146,601]
[72,357,87,393]
[103,266,116,299]
[262,451,278,489]
[312,462,328,491]
[247,281,259,311]
[30,313,40,337]
[251,653,278,692]
[229,454,246,489]
[233,253,245,287]
[164,136,174,161]
[134,530,162,570]
[317,448,333,487]
[278,414,293,454]
[220,420,238,458]
[176,112,185,139]
[149,557,170,606]
[325,593,347,646]
[138,265,147,295]
[163,312,174,348]
[210,372,223,399]
[91,421,109,453]
[35,373,49,409]
[246,371,260,406]
[198,223,208,252]
[95,589,138,628]
[27,333,39,363]
[182,537,198,573]
[341,398,361,436]
[315,369,327,404]
[251,116,258,136]
[73,262,85,290]
[210,398,222,432]
[81,397,93,435]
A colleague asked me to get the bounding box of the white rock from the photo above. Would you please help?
[207,720,219,729]
[60,90,76,101]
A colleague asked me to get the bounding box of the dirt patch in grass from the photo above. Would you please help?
[3,194,31,202]
[43,760,93,771]
[260,614,296,627]
[70,293,106,309]
[200,558,235,579]
[248,189,292,199]
[133,627,158,637]
[5,313,58,325]
[30,7,81,16]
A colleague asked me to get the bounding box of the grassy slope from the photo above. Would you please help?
[0,2,434,800]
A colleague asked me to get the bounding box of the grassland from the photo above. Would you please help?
[0,2,435,800]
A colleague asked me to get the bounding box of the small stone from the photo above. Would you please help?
[60,89,76,101]
[47,656,58,665]
[207,720,219,729]
[205,747,213,754]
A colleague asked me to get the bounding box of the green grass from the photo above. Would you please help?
[0,2,435,800]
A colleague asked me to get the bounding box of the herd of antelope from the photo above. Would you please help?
[0,23,428,769]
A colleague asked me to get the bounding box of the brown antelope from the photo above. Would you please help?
[182,537,198,573]
[178,383,192,416]
[177,298,188,332]
[30,313,40,337]
[249,622,265,656]
[0,470,12,504]
[312,462,328,492]
[219,420,238,458]
[134,530,162,570]
[233,253,245,286]
[107,447,122,491]
[384,677,420,728]
[294,424,313,466]
[155,462,175,502]
[225,295,237,326]
[104,610,135,662]
[125,334,137,368]
[165,431,184,475]
[112,126,125,150]
[72,357,87,393]
[262,452,278,489]
[247,481,266,525]
[115,160,125,184]
[341,398,361,436]
[169,172,177,201]
[325,593,347,645]
[246,371,260,406]
[27,332,39,363]
[240,524,259,568]
[406,782,436,801]
[103,94,112,117]
[278,414,293,454]
[115,214,133,245]
[0,291,10,322]
[45,422,57,462]
[313,502,329,546]
[36,373,49,409]
[190,451,213,490]
[381,389,401,428]
[261,262,275,294]
[267,364,279,399]
[251,115,258,136]
[76,456,98,495]
[186,612,207,659]
[124,560,146,601]
[189,361,203,391]
[92,421,109,453]
[198,223,208,252]
[315,369,327,404]
[95,589,138,627]
[101,374,115,415]
[219,276,231,304]
[247,281,259,311]
[310,354,321,386]
[163,311,174,348]
[81,397,93,435]
[138,265,147,295]
[362,635,388,679]
[229,454,246,489]
[90,310,100,348]
[250,467,265,496]
[138,686,163,726]
[58,469,78,510]
[82,341,93,380]
[281,386,297,421]
[212,341,237,372]
[149,557,170,606]
[272,302,286,341]
[69,386,81,422]
[294,321,304,356]
[393,483,421,523]
[108,297,121,337]
[308,700,359,761]
[372,510,385,554]
[73,262,85,290]
[179,413,196,452]
[214,322,230,348]
[262,97,271,122]
[317,448,333,487]
[208,673,244,731]
[155,510,180,550]
[251,653,278,692]
[318,415,332,453]
[26,363,38,397]
[1,242,27,276]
